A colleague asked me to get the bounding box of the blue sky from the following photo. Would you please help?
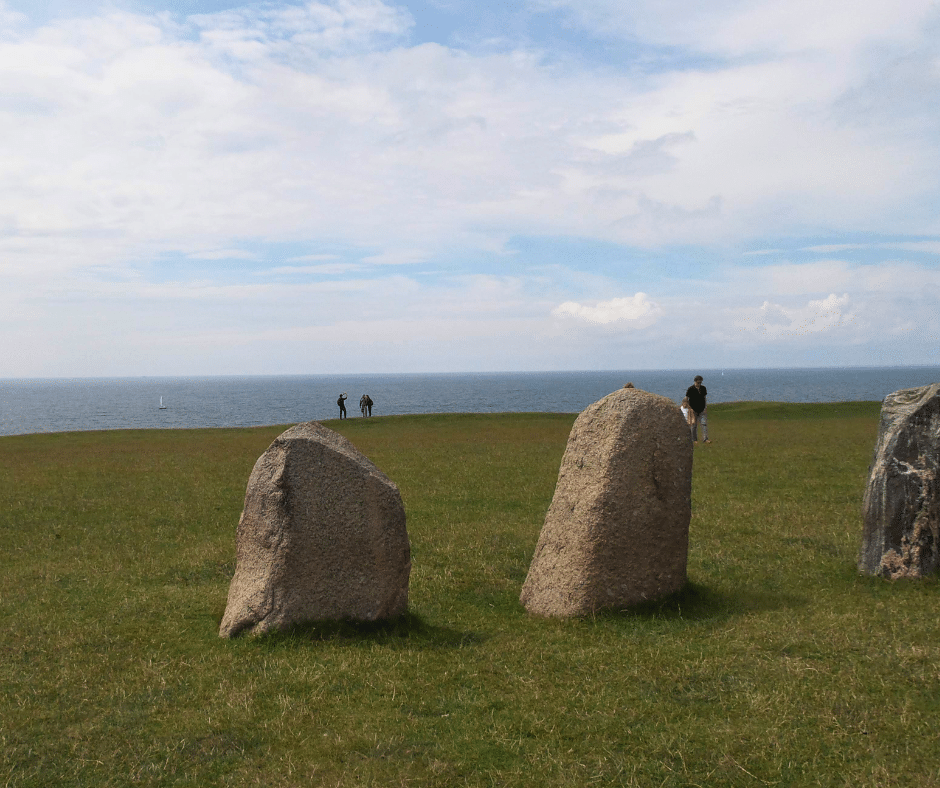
[1,0,939,376]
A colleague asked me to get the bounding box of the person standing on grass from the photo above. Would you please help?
[365,394,373,416]
[680,396,696,443]
[337,393,348,419]
[359,394,368,417]
[686,375,710,443]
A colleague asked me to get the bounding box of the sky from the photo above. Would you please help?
[1,0,939,377]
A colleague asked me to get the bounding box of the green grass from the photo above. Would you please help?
[1,403,938,787]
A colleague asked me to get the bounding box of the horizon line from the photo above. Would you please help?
[3,363,940,382]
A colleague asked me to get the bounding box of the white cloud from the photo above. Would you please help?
[267,263,362,274]
[727,259,940,297]
[0,3,25,32]
[801,241,940,255]
[285,253,341,262]
[529,0,938,60]
[1,0,936,283]
[1,1,940,376]
[764,261,853,295]
[734,293,855,338]
[800,293,856,333]
[886,241,940,255]
[800,244,870,253]
[361,249,430,266]
[187,248,258,260]
[191,0,414,60]
[553,293,662,326]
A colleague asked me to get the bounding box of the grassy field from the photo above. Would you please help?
[1,403,938,787]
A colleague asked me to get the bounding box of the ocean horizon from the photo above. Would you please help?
[2,365,939,437]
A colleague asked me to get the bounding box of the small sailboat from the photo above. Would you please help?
[159,396,167,409]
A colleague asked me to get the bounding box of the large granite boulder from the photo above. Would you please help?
[520,387,692,617]
[859,383,940,579]
[219,422,410,637]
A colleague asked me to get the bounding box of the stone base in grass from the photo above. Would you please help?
[859,382,940,579]
[520,387,692,617]
[219,422,410,637]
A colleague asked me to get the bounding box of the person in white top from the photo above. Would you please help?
[680,396,696,443]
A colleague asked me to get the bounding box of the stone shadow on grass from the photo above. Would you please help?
[591,581,808,623]
[245,611,489,650]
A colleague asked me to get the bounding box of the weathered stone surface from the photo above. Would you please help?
[520,387,692,617]
[859,383,940,579]
[219,422,410,637]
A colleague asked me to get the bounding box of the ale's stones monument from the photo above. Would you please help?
[219,422,410,637]
[859,383,940,580]
[521,387,693,617]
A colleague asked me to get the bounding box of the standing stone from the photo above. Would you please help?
[219,422,410,637]
[520,387,692,617]
[859,383,940,579]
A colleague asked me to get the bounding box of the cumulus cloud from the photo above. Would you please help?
[735,293,855,338]
[553,293,662,326]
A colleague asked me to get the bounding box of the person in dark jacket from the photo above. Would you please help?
[337,393,348,419]
[365,394,373,416]
[685,375,710,443]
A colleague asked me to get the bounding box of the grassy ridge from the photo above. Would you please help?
[1,404,939,787]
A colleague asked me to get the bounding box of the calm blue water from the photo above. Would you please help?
[1,367,938,437]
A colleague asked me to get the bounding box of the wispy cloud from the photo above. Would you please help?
[190,0,414,59]
[361,249,430,266]
[267,263,362,275]
[187,249,259,260]
[887,241,940,254]
[801,241,940,255]
[285,253,341,262]
[1,0,939,375]
[800,244,870,254]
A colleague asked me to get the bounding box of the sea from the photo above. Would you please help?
[1,366,939,437]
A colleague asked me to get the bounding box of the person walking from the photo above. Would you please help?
[685,375,710,443]
[337,392,348,419]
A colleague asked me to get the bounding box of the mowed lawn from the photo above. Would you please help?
[1,403,938,787]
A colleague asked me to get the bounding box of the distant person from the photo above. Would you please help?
[337,393,348,419]
[365,394,373,416]
[359,394,367,417]
[680,396,696,443]
[685,375,710,443]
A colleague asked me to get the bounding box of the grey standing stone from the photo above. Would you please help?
[859,383,940,579]
[520,387,692,617]
[219,422,410,637]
